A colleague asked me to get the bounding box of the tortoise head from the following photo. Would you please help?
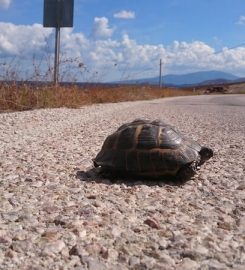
[199,147,213,164]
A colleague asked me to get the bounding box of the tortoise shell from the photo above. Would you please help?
[93,119,213,179]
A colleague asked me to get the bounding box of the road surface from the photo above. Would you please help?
[0,94,244,269]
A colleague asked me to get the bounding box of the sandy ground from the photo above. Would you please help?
[0,94,244,270]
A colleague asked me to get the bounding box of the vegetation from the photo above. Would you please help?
[0,83,194,112]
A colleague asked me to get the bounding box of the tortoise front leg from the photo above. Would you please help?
[176,161,198,181]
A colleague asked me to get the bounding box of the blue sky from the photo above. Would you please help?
[0,0,245,81]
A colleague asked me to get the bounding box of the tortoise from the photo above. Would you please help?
[93,119,213,180]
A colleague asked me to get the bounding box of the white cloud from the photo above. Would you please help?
[237,15,245,25]
[59,28,89,57]
[168,40,215,68]
[113,10,135,19]
[92,17,114,39]
[0,0,11,9]
[1,21,245,81]
[0,22,52,56]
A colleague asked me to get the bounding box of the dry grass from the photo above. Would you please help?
[0,83,194,112]
[227,83,245,94]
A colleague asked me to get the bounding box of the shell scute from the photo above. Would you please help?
[126,150,139,172]
[137,124,158,149]
[117,126,136,149]
[158,126,182,149]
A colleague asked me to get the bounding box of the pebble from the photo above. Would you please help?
[87,258,107,270]
[129,256,140,267]
[237,183,245,190]
[42,240,66,256]
[176,258,199,270]
[159,253,175,266]
[144,217,161,229]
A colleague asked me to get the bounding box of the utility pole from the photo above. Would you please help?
[159,58,163,88]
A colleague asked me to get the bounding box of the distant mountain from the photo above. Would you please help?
[118,70,240,86]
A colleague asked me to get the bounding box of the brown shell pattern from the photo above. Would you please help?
[94,119,200,176]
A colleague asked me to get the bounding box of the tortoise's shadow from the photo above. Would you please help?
[76,167,189,187]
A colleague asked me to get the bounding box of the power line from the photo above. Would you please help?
[213,43,245,55]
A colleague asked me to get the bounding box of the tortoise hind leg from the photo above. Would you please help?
[176,161,197,181]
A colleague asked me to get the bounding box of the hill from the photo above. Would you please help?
[118,70,240,86]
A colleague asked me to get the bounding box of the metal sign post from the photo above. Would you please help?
[43,0,74,85]
[54,26,60,85]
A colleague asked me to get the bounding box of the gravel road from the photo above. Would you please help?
[0,94,244,270]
